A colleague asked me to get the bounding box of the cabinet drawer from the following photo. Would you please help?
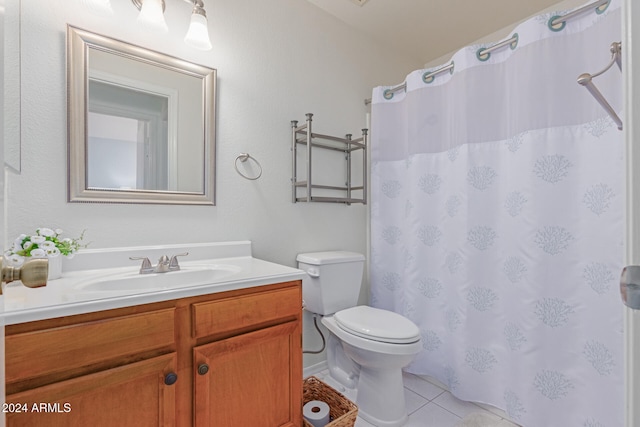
[6,308,175,385]
[192,286,300,338]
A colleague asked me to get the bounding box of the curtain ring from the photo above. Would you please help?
[234,153,263,180]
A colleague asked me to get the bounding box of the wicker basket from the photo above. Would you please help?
[302,376,358,427]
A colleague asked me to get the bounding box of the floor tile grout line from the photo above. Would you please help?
[407,399,430,416]
[430,400,465,419]
[322,370,519,425]
[402,382,447,402]
[429,389,447,402]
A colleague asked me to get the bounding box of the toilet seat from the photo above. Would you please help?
[334,306,420,344]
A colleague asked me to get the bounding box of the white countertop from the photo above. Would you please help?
[3,241,306,325]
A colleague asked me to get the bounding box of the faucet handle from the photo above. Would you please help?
[169,252,189,271]
[130,256,153,274]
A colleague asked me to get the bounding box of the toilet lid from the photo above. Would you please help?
[334,306,421,344]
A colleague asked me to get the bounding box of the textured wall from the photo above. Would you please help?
[6,0,420,368]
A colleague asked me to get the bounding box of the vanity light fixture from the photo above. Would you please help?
[184,0,213,50]
[134,0,168,33]
[131,0,213,50]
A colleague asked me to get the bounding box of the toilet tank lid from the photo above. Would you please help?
[296,251,365,265]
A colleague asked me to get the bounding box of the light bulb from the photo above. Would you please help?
[137,0,168,33]
[184,13,212,51]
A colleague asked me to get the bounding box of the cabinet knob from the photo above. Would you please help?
[164,372,178,386]
[197,364,209,375]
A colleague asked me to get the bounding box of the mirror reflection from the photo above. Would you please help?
[67,25,216,205]
[88,81,174,191]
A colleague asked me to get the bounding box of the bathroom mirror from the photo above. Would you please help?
[67,25,216,205]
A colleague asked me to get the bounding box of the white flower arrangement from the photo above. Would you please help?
[5,228,87,267]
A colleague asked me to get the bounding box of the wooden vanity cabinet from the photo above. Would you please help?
[5,280,302,427]
[5,353,178,427]
[5,305,178,427]
[190,285,303,427]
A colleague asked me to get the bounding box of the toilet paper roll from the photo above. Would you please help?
[303,400,330,427]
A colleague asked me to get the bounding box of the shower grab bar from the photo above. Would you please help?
[577,41,622,130]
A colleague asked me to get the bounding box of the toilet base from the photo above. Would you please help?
[356,366,408,427]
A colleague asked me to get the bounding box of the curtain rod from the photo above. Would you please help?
[363,61,453,105]
[548,0,609,30]
[476,34,518,61]
[364,0,611,106]
[363,83,405,106]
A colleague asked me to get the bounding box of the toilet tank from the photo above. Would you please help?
[296,251,365,315]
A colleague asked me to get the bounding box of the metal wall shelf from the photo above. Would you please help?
[291,113,367,204]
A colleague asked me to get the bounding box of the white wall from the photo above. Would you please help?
[425,0,588,67]
[6,0,420,368]
[8,0,587,372]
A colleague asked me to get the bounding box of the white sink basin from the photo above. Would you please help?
[74,265,242,292]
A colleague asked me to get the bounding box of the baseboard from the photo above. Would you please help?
[303,360,328,378]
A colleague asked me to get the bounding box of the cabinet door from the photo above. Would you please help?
[194,320,302,427]
[5,353,177,427]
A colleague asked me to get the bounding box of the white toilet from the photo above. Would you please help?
[297,251,422,427]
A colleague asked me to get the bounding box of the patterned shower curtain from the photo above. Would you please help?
[369,1,623,426]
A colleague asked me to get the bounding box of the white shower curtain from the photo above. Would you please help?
[370,1,623,426]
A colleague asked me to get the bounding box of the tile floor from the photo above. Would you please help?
[311,369,521,427]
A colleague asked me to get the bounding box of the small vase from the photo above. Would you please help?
[47,255,63,280]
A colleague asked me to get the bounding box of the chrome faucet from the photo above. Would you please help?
[168,253,188,271]
[130,252,189,274]
[129,256,154,274]
[155,255,171,273]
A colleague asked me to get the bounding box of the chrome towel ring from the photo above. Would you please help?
[234,153,263,180]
